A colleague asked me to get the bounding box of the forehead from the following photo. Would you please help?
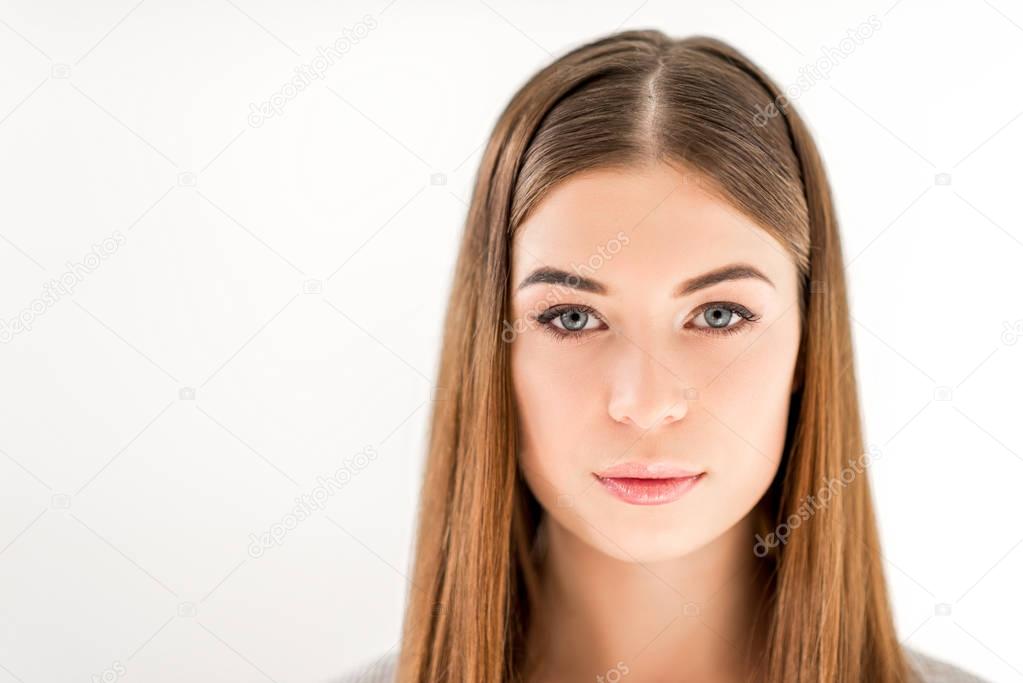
[511,163,795,293]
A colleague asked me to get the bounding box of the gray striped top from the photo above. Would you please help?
[337,646,991,682]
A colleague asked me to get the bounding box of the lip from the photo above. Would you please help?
[594,474,704,505]
[592,462,705,506]
[595,461,704,479]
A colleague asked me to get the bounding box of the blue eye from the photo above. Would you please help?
[534,305,605,341]
[531,301,761,343]
[689,302,761,336]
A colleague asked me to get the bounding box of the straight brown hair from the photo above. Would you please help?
[397,29,915,682]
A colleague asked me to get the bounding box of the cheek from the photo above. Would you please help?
[511,335,604,493]
[695,309,801,484]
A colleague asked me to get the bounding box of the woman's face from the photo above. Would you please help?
[509,161,802,563]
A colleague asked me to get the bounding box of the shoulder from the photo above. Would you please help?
[336,650,398,683]
[903,646,991,683]
[335,647,986,682]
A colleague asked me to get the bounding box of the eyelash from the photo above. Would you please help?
[531,302,762,343]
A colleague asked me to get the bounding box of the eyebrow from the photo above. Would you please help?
[514,262,775,297]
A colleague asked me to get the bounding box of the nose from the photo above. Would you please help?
[607,344,691,430]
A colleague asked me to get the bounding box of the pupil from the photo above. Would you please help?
[562,311,587,331]
[707,308,730,328]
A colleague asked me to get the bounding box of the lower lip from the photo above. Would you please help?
[594,474,704,505]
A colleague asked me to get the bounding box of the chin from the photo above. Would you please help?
[566,508,730,564]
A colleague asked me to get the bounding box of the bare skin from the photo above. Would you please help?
[509,161,801,682]
[526,513,765,683]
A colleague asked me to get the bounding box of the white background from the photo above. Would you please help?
[1,0,1021,681]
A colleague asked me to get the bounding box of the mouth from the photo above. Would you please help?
[592,462,705,506]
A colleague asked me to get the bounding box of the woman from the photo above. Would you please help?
[342,29,988,682]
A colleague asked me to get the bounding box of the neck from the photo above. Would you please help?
[526,510,767,683]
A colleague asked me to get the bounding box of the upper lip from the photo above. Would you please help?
[594,461,704,479]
